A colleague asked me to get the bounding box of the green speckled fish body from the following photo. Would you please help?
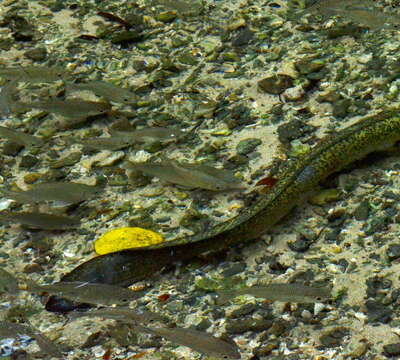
[47,113,400,312]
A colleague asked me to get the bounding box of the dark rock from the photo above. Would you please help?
[231,27,254,47]
[221,262,247,277]
[288,236,311,252]
[19,155,39,168]
[23,263,44,274]
[24,47,47,61]
[2,141,23,156]
[353,200,370,221]
[258,74,294,95]
[295,58,325,75]
[226,318,273,334]
[277,120,314,144]
[383,343,400,357]
[226,303,257,318]
[387,244,400,261]
[365,300,392,323]
[236,138,262,155]
[319,327,349,348]
[332,98,351,118]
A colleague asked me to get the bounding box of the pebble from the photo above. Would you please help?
[225,303,257,318]
[387,244,400,261]
[236,138,262,155]
[364,300,392,323]
[383,343,400,357]
[258,74,294,95]
[225,318,273,334]
[319,327,349,348]
[19,155,39,168]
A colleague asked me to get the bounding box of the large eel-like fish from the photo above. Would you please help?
[46,111,400,312]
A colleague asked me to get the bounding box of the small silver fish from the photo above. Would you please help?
[0,268,19,295]
[0,321,63,358]
[1,182,101,204]
[216,283,331,305]
[125,159,244,191]
[20,98,111,120]
[111,127,184,143]
[78,135,134,151]
[25,281,140,306]
[68,306,164,324]
[0,66,65,83]
[0,126,43,147]
[66,80,137,104]
[302,0,400,30]
[135,325,241,359]
[0,212,80,230]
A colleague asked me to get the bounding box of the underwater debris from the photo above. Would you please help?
[94,227,164,255]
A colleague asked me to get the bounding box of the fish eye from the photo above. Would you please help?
[122,298,129,302]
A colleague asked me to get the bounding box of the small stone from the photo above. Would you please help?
[23,263,43,273]
[3,141,23,156]
[277,120,313,144]
[184,314,211,331]
[226,303,257,318]
[225,318,272,334]
[50,152,81,169]
[383,343,400,357]
[346,340,369,358]
[155,11,177,23]
[221,262,246,277]
[288,236,311,252]
[19,155,39,168]
[309,189,341,206]
[319,327,349,348]
[353,200,370,220]
[231,27,254,47]
[236,138,262,155]
[283,85,305,101]
[332,98,351,118]
[258,74,293,95]
[295,58,325,75]
[365,300,392,323]
[24,47,47,61]
[387,244,400,261]
[109,30,142,44]
[165,300,185,313]
[23,173,41,184]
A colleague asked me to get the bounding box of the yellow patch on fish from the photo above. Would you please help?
[94,227,164,255]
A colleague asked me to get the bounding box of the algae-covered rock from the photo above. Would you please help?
[236,138,262,155]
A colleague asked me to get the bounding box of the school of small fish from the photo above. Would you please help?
[0,63,248,358]
[2,0,393,356]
